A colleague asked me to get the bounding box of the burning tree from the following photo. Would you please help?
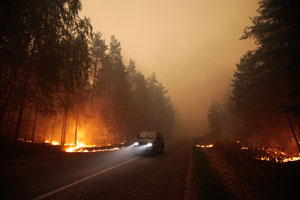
[0,0,176,148]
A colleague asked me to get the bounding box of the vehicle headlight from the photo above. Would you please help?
[147,143,153,147]
[133,142,139,146]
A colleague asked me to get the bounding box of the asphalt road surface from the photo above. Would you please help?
[1,139,192,200]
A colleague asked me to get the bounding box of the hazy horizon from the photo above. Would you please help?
[80,0,259,135]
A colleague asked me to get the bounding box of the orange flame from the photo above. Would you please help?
[196,144,214,148]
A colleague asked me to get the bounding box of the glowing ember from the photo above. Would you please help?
[282,156,300,162]
[51,141,60,145]
[44,140,60,145]
[241,146,249,150]
[42,137,122,153]
[18,138,32,143]
[65,141,96,152]
[257,151,300,163]
[258,156,300,163]
[64,140,123,153]
[65,146,78,152]
[196,144,214,148]
[66,146,122,153]
[239,144,300,163]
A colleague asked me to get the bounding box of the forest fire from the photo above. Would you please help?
[44,140,60,146]
[67,147,122,153]
[256,147,300,163]
[42,138,123,153]
[64,141,124,153]
[65,141,94,152]
[239,143,300,163]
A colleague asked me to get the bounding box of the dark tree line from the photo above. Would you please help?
[0,0,175,146]
[208,0,300,151]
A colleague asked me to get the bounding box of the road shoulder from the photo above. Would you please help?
[203,149,263,200]
[184,147,198,200]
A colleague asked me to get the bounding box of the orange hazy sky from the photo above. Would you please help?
[80,0,259,135]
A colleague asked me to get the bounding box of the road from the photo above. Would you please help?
[1,139,192,200]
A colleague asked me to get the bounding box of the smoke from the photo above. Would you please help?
[80,0,259,137]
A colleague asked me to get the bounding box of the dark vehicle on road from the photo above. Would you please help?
[133,131,165,155]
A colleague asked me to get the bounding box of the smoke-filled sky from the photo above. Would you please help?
[80,0,259,135]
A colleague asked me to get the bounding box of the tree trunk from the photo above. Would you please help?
[61,109,69,147]
[296,112,300,139]
[0,66,16,115]
[0,102,7,143]
[74,106,79,146]
[13,98,26,145]
[12,37,36,145]
[286,115,300,153]
[31,105,38,143]
[13,71,29,145]
[50,115,57,143]
[91,65,97,108]
[61,114,65,146]
[3,110,13,140]
[61,115,66,146]
[0,81,14,142]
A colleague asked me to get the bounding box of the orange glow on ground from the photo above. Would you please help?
[239,144,300,163]
[196,144,214,148]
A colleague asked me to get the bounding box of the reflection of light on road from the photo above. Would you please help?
[32,156,138,200]
[32,144,140,200]
[132,143,154,155]
[146,143,152,147]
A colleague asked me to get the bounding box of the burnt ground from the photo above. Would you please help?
[193,142,300,200]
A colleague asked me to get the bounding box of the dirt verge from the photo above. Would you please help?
[203,148,263,200]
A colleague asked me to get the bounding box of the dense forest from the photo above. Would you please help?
[0,0,175,147]
[207,0,300,152]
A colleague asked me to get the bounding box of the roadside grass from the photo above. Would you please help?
[0,142,67,167]
[215,141,300,200]
[193,146,236,200]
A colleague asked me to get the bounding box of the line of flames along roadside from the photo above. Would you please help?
[44,140,124,153]
[65,145,123,153]
[195,144,214,148]
[238,141,300,163]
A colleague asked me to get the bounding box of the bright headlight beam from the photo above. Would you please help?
[147,143,153,147]
[133,142,139,146]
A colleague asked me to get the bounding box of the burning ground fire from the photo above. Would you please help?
[238,141,300,163]
[65,146,122,153]
[65,142,122,153]
[44,140,123,153]
[44,140,60,146]
[196,144,214,148]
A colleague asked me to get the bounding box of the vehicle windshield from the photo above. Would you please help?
[139,131,157,139]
